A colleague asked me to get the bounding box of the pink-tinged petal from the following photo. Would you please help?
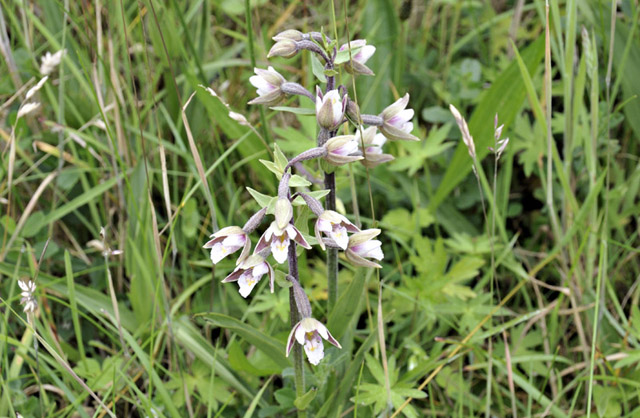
[237,239,251,265]
[317,218,332,232]
[222,234,246,247]
[202,236,221,248]
[313,320,329,340]
[271,235,290,264]
[286,322,302,356]
[352,240,384,260]
[252,261,269,278]
[255,230,270,254]
[285,224,298,239]
[372,133,387,148]
[388,109,414,127]
[237,271,261,298]
[331,140,358,156]
[325,328,342,348]
[304,333,325,365]
[292,227,312,249]
[295,322,307,345]
[355,45,376,64]
[267,262,275,293]
[315,220,326,251]
[329,224,349,250]
[222,268,244,283]
[402,121,414,134]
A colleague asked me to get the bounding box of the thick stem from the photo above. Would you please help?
[324,171,338,309]
[288,224,306,417]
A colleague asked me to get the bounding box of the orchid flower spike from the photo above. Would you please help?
[339,39,376,76]
[286,317,341,365]
[346,229,384,268]
[203,226,251,265]
[248,67,286,106]
[315,210,359,250]
[256,220,311,264]
[379,93,419,141]
[316,88,347,130]
[222,254,275,298]
[356,126,394,168]
[324,135,363,166]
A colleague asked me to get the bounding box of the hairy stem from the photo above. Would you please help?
[324,171,338,309]
[288,225,306,417]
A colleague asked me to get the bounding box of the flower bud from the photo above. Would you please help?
[267,39,298,59]
[248,66,286,106]
[449,104,476,159]
[273,29,304,42]
[324,135,363,166]
[275,198,293,230]
[316,88,346,130]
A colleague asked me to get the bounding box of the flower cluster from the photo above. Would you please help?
[205,29,419,366]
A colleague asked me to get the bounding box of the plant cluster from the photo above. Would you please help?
[203,29,418,374]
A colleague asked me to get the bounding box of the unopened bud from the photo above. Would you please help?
[275,198,293,230]
[268,40,298,59]
[273,29,304,42]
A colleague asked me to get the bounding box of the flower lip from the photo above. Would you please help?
[314,210,360,250]
[222,255,275,297]
[256,221,312,264]
[286,317,342,365]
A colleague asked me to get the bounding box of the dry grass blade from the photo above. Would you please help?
[182,91,218,231]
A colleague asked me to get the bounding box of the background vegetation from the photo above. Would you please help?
[1,0,639,416]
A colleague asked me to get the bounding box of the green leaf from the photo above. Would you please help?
[294,388,317,410]
[311,53,327,83]
[201,313,290,370]
[247,187,275,209]
[327,270,366,340]
[289,174,312,188]
[334,46,363,65]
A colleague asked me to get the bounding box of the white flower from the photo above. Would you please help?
[356,126,394,168]
[339,39,376,76]
[314,210,359,250]
[222,255,275,298]
[18,280,37,313]
[248,66,286,106]
[286,317,341,365]
[316,88,346,130]
[324,135,363,166]
[40,49,67,75]
[203,226,250,265]
[345,229,384,268]
[379,94,419,141]
[255,221,311,264]
[17,102,40,119]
